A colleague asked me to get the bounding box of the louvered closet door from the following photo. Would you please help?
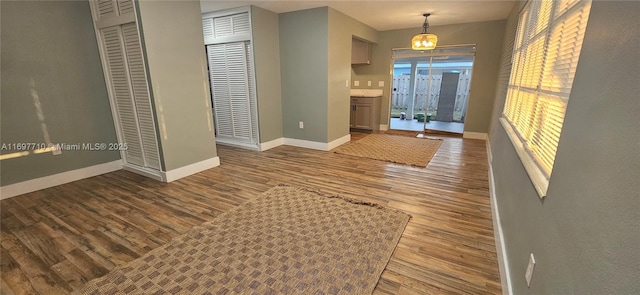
[100,24,160,169]
[245,42,258,143]
[207,42,255,143]
[121,23,160,169]
[202,12,250,40]
[100,26,145,166]
[95,0,134,20]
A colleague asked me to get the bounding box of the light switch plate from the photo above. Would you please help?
[367,80,372,86]
[354,81,360,86]
[378,81,384,87]
[345,80,349,87]
[525,253,536,287]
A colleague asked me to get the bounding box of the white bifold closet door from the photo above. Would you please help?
[206,42,258,144]
[99,23,161,169]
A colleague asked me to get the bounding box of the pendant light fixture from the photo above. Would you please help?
[412,13,437,50]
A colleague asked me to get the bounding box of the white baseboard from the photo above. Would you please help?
[463,131,488,140]
[215,138,260,151]
[162,156,220,183]
[379,124,389,131]
[283,138,328,151]
[0,160,122,200]
[217,135,348,152]
[122,164,164,182]
[327,134,351,150]
[487,140,513,295]
[283,134,351,151]
[259,138,284,151]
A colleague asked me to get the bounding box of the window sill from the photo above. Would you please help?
[499,117,549,198]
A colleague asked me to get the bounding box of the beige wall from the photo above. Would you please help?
[251,6,283,143]
[353,20,506,133]
[0,0,120,186]
[138,0,217,171]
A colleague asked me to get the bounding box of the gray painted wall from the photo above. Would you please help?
[279,8,329,142]
[327,8,378,142]
[353,20,506,133]
[138,1,217,171]
[279,7,378,143]
[489,1,640,293]
[0,0,120,186]
[251,6,283,143]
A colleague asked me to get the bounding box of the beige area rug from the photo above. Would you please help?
[334,134,442,167]
[77,185,410,295]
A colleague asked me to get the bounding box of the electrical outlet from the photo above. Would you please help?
[354,80,360,87]
[299,121,304,129]
[367,80,372,86]
[525,253,536,287]
[378,81,384,87]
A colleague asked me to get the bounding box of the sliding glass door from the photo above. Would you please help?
[389,45,475,134]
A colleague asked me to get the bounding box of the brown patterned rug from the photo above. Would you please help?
[77,185,410,295]
[334,134,442,167]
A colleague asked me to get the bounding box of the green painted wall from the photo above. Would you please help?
[0,0,120,186]
[138,0,217,171]
[279,8,329,142]
[251,6,283,143]
[278,7,378,143]
[353,20,506,133]
[327,8,378,142]
[490,1,640,293]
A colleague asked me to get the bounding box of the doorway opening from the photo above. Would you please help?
[389,45,476,134]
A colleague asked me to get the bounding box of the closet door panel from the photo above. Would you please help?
[207,42,252,142]
[226,43,251,141]
[207,44,234,138]
[245,42,258,143]
[99,26,144,166]
[96,0,117,19]
[122,23,161,169]
[116,0,134,15]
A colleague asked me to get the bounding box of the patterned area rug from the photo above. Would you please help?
[77,185,410,295]
[334,134,442,167]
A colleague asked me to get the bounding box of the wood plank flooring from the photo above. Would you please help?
[0,132,501,294]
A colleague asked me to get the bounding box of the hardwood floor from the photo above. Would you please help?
[0,133,501,294]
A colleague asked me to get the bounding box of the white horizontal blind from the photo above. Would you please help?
[207,42,256,143]
[503,0,591,178]
[100,26,145,166]
[121,23,161,170]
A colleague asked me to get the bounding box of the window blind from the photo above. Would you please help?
[503,0,591,180]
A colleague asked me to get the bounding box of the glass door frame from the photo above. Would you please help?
[387,44,477,133]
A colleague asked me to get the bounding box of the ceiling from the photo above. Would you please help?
[200,0,516,31]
